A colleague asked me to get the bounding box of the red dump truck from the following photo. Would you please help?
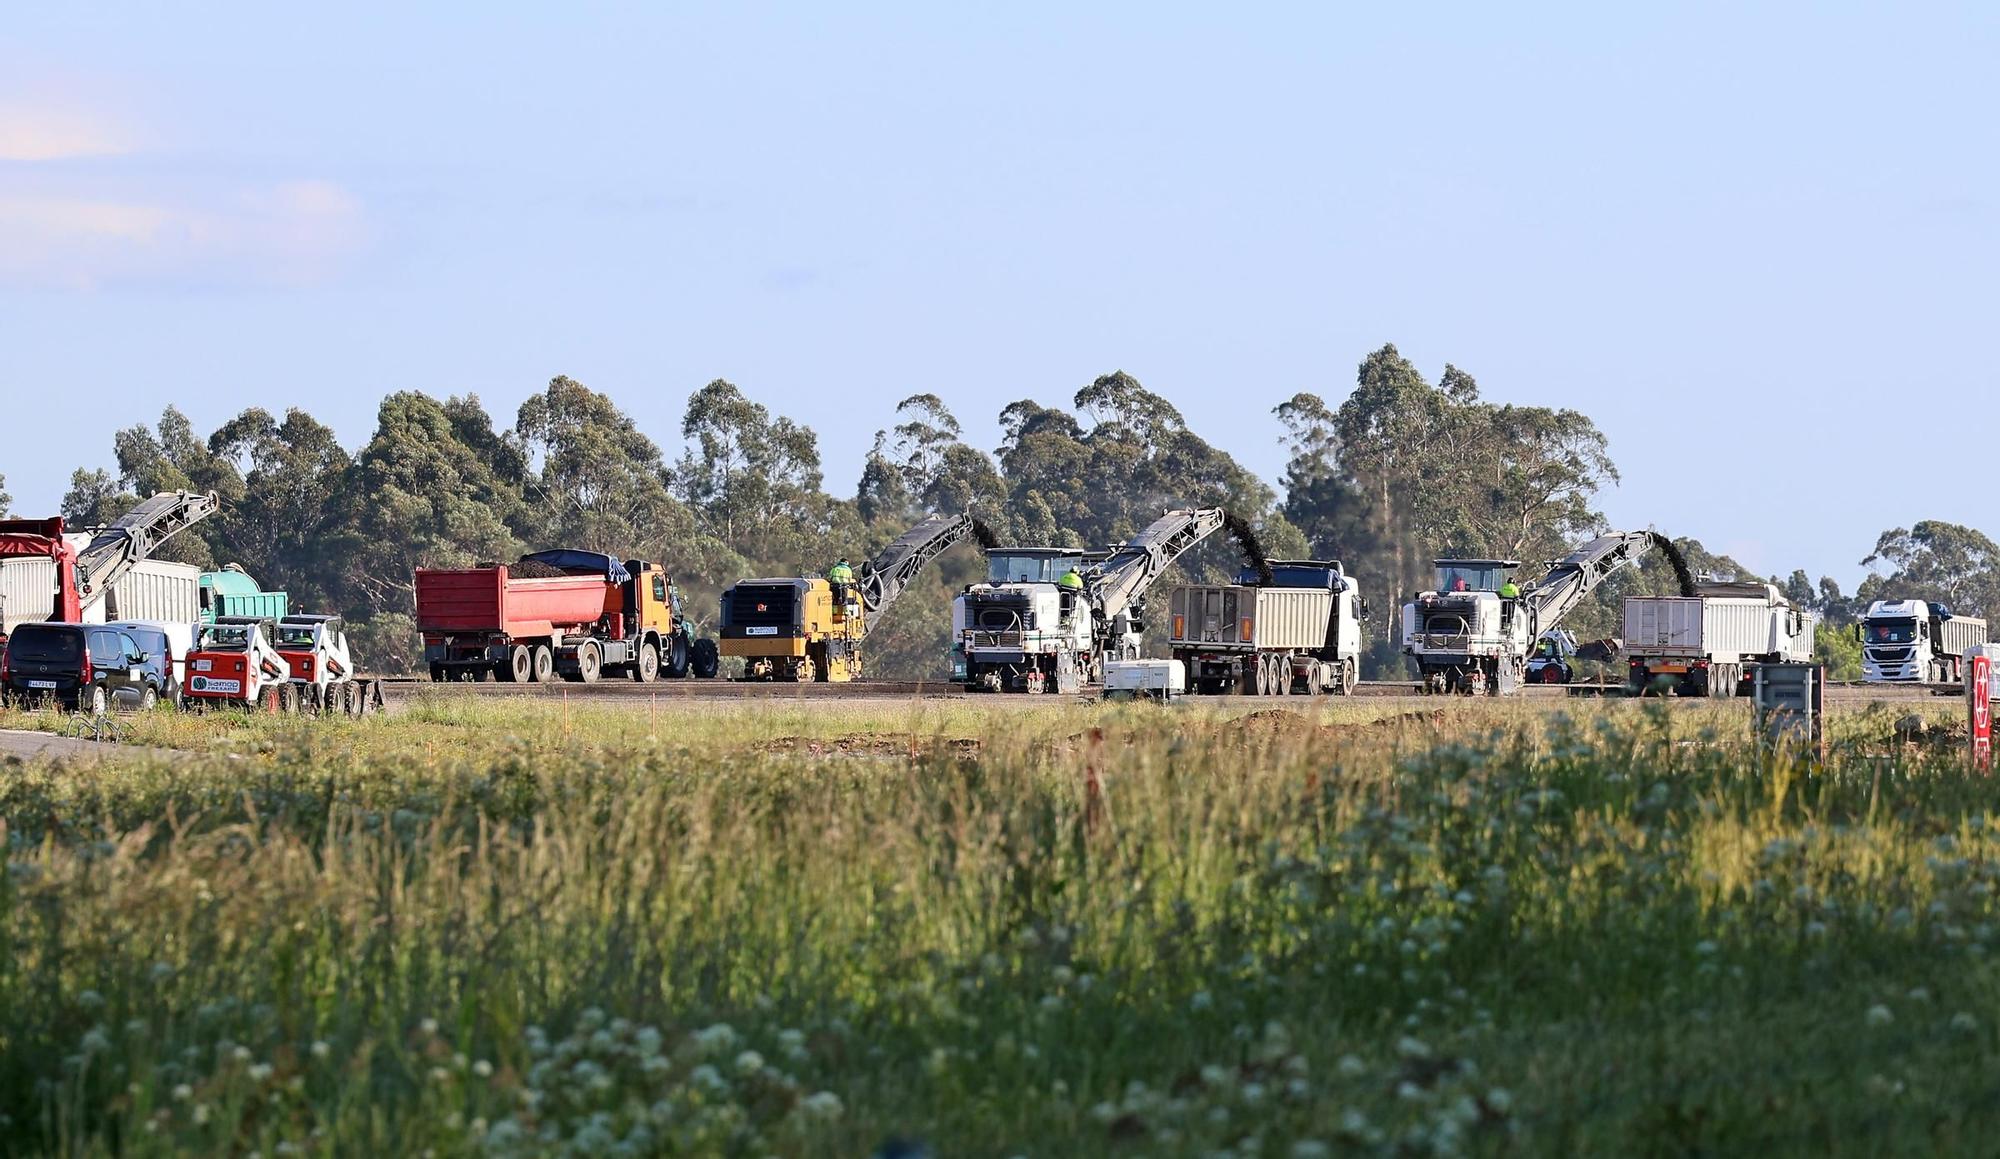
[416,550,717,683]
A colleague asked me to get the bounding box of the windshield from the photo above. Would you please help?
[7,627,82,663]
[200,626,254,651]
[277,625,317,646]
[1867,619,1918,645]
[987,553,1082,584]
[1436,564,1508,593]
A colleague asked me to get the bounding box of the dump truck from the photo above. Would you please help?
[1858,599,1989,684]
[0,491,218,646]
[955,507,1264,694]
[417,550,718,683]
[1623,581,1816,697]
[200,564,288,623]
[1169,559,1364,696]
[1403,530,1694,695]
[721,511,991,681]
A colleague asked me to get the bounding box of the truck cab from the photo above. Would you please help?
[1859,598,1988,684]
[952,548,1096,693]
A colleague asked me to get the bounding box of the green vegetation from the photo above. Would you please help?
[2,695,1994,1155]
[48,348,1991,680]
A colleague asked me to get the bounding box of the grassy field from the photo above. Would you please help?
[1,692,1995,1156]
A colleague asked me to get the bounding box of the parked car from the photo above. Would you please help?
[0,622,170,712]
[105,619,194,706]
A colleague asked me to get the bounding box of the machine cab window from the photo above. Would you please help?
[1434,560,1515,594]
[986,551,1084,585]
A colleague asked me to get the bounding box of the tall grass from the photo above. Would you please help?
[1,696,1993,1155]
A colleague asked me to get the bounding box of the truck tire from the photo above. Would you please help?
[1340,658,1358,696]
[691,638,720,679]
[634,641,659,683]
[429,663,444,682]
[531,646,554,683]
[577,642,602,683]
[665,633,691,679]
[504,645,532,683]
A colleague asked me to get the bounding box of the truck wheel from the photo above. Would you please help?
[429,663,444,683]
[138,684,159,712]
[504,646,531,683]
[578,642,602,683]
[531,646,554,683]
[633,641,659,683]
[665,634,692,679]
[691,639,720,679]
[1340,658,1358,696]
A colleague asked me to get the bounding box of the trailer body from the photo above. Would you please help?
[1168,560,1362,695]
[200,566,289,623]
[1623,582,1815,697]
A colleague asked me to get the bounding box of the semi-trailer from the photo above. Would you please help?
[1857,599,1988,684]
[417,550,718,683]
[1168,559,1364,696]
[1623,580,1816,697]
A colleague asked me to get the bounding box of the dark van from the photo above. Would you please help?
[1,623,168,712]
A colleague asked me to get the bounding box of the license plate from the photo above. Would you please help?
[745,626,779,636]
[194,659,213,672]
[28,680,57,690]
[193,677,241,694]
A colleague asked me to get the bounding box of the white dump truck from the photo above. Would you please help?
[1169,560,1364,695]
[1858,599,1989,684]
[1623,581,1816,697]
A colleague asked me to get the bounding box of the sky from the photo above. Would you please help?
[2,2,1994,592]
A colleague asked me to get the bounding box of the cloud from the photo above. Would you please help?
[0,100,128,161]
[0,178,368,290]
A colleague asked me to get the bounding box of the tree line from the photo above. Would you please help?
[5,344,1995,679]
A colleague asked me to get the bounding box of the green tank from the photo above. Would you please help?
[199,565,289,624]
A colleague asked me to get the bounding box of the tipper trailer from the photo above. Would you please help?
[1169,560,1364,696]
[1623,581,1816,697]
[1858,599,1988,684]
[417,550,717,683]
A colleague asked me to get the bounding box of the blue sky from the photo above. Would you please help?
[2,3,1994,591]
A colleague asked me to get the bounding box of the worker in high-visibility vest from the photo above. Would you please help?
[827,559,855,617]
[1058,568,1084,625]
[1498,577,1521,630]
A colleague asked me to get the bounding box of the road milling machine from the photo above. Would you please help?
[1402,529,1694,695]
[719,511,992,681]
[954,507,1263,693]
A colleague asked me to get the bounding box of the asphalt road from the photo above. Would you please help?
[0,727,169,762]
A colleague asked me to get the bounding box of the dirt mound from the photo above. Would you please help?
[508,558,569,579]
[757,734,981,760]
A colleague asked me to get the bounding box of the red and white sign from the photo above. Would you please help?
[1973,652,1992,773]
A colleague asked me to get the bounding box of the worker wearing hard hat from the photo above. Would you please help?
[1498,577,1521,630]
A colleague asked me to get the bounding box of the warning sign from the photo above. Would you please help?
[1974,652,1992,773]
